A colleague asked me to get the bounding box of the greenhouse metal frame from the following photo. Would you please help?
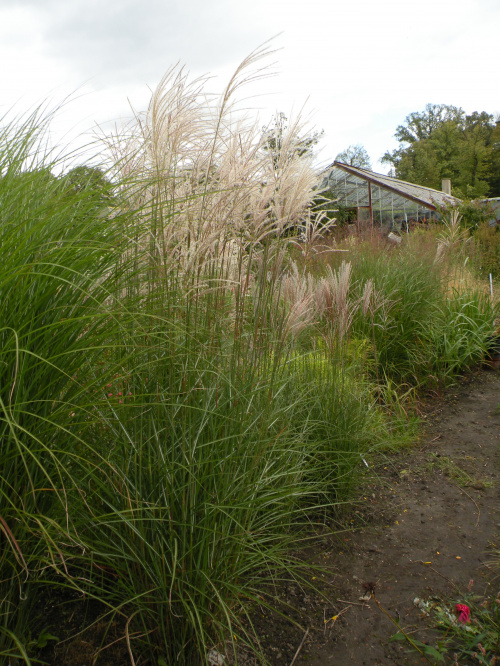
[320,162,458,231]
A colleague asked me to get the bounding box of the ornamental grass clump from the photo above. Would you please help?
[426,289,497,380]
[0,108,133,662]
[106,45,321,285]
[71,47,343,664]
[340,233,497,388]
[284,346,387,504]
[0,48,359,665]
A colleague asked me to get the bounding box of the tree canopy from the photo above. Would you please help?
[382,104,500,198]
[260,113,323,169]
[63,166,114,198]
[335,144,371,169]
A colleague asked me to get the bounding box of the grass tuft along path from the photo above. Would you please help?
[247,368,500,665]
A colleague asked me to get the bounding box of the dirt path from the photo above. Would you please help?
[287,368,500,665]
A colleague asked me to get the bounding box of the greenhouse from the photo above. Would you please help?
[319,161,458,231]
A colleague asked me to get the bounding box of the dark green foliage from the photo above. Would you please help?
[62,165,116,214]
[382,104,500,198]
[63,165,111,193]
[454,198,494,231]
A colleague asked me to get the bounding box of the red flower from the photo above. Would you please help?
[456,603,470,624]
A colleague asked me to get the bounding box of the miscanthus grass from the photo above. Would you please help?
[0,108,135,662]
[1,48,497,665]
[0,51,357,665]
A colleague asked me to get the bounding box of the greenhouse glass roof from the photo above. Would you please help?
[319,162,459,227]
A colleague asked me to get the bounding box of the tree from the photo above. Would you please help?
[392,104,464,144]
[486,118,500,196]
[260,113,323,169]
[335,144,371,169]
[382,104,500,197]
[60,166,116,216]
[63,166,114,199]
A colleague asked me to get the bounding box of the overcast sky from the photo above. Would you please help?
[1,0,499,172]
